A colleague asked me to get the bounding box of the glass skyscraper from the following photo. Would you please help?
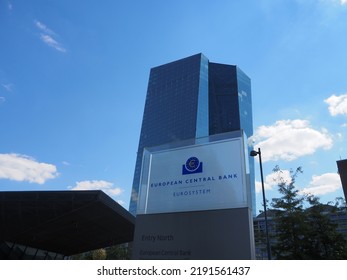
[129,53,254,215]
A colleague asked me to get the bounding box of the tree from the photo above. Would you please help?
[91,248,107,260]
[305,196,347,259]
[269,166,347,259]
[70,244,130,260]
[270,166,308,259]
[105,244,130,260]
[335,197,347,210]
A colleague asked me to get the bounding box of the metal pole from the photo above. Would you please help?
[258,148,272,260]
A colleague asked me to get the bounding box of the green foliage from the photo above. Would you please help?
[105,245,130,260]
[305,196,347,259]
[270,166,308,259]
[269,166,347,260]
[91,248,107,260]
[70,244,130,260]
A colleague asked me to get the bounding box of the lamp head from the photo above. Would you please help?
[250,150,259,157]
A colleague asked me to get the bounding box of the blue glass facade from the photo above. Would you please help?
[209,63,255,215]
[196,55,209,138]
[129,54,254,215]
[129,54,209,215]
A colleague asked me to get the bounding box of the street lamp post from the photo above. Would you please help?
[250,147,272,260]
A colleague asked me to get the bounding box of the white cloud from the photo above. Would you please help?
[325,0,347,6]
[0,97,5,104]
[301,173,342,196]
[256,169,342,197]
[325,93,347,116]
[249,119,333,162]
[255,169,292,193]
[34,20,55,35]
[69,180,123,198]
[1,83,13,92]
[0,153,58,184]
[40,34,66,53]
[34,20,66,53]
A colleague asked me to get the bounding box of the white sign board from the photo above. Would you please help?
[137,137,248,214]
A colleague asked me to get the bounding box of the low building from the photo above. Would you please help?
[0,190,135,259]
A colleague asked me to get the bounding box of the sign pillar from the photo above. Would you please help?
[132,132,255,259]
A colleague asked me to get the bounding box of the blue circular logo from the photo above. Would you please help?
[185,157,200,172]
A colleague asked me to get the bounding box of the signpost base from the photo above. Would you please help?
[132,207,255,260]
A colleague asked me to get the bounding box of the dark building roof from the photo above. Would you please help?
[254,209,278,219]
[0,190,135,256]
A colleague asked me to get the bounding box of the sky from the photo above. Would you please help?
[1,0,347,214]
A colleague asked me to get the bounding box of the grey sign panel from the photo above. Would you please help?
[132,208,255,260]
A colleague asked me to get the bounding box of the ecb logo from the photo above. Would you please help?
[182,157,203,175]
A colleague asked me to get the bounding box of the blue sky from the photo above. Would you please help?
[1,0,347,214]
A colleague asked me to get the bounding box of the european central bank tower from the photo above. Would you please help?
[129,54,254,215]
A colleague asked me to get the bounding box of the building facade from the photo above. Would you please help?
[337,159,347,202]
[129,53,254,215]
